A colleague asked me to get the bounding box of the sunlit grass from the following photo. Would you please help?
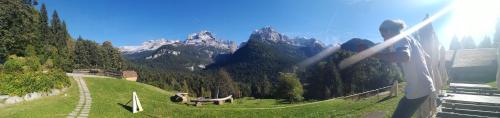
[0,77,404,118]
[487,81,497,88]
[0,78,79,118]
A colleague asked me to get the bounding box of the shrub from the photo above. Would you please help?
[0,70,70,96]
[277,72,304,103]
[2,55,42,73]
[3,55,25,73]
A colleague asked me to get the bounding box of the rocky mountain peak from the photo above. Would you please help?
[250,26,289,43]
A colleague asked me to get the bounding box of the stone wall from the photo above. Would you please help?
[0,88,67,106]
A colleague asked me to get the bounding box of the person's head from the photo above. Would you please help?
[379,19,406,40]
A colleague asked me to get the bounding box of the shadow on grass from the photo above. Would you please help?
[117,103,132,112]
[377,96,396,103]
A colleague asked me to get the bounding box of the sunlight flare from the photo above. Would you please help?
[338,4,454,70]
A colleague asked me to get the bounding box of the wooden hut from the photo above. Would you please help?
[122,71,138,81]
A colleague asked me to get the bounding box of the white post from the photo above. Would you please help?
[132,92,137,113]
[132,91,143,113]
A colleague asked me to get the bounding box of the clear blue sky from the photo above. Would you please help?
[38,0,455,47]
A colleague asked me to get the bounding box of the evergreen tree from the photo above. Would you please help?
[216,69,240,98]
[449,36,462,50]
[495,19,500,47]
[479,36,492,48]
[462,36,476,49]
[304,61,344,99]
[181,80,190,93]
[50,10,65,48]
[0,0,39,62]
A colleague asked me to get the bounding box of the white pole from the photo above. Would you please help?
[132,92,137,113]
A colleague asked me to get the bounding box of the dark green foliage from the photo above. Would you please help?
[302,61,344,99]
[125,44,230,71]
[207,39,320,98]
[215,69,240,98]
[277,72,304,102]
[73,37,124,71]
[0,0,116,96]
[336,50,402,95]
[0,0,39,63]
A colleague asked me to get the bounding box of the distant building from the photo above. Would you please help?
[122,71,138,81]
[447,48,498,82]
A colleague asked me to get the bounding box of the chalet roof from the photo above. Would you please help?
[452,48,497,68]
[122,70,138,78]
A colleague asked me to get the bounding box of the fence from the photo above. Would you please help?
[72,69,122,78]
[341,82,403,101]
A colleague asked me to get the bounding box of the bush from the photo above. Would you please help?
[0,54,70,96]
[2,55,41,73]
[0,71,70,96]
[3,56,25,73]
[277,72,304,103]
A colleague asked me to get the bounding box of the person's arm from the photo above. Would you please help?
[376,50,410,62]
[376,38,411,62]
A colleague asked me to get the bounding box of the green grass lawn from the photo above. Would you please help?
[487,81,497,88]
[87,77,404,118]
[0,77,404,118]
[0,78,79,118]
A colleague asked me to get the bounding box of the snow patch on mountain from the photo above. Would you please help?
[250,26,324,47]
[120,31,238,54]
[120,39,181,53]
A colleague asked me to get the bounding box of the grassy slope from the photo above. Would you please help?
[0,78,79,118]
[87,77,403,118]
[0,77,403,118]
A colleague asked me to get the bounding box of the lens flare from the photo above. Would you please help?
[338,5,453,70]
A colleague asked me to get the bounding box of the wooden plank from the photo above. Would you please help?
[437,112,492,118]
[441,108,500,117]
[442,102,500,112]
[444,94,500,105]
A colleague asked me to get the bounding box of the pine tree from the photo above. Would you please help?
[494,20,500,47]
[462,36,476,49]
[50,10,67,48]
[181,80,190,93]
[449,36,462,50]
[0,0,39,62]
[479,36,492,48]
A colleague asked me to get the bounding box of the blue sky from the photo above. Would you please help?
[38,0,459,47]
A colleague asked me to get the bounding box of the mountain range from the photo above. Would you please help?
[122,27,326,72]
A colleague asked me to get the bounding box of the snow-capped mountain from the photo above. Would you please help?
[250,26,290,43]
[120,39,181,54]
[249,26,324,47]
[184,31,237,51]
[120,31,238,54]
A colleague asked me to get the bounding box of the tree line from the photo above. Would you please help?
[0,0,124,72]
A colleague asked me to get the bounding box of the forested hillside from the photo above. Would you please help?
[0,0,124,96]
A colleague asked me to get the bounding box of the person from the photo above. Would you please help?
[375,19,435,118]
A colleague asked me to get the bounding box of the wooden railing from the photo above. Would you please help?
[342,82,403,101]
[72,69,122,78]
